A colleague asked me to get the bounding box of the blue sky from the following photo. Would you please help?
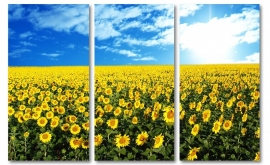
[95,4,174,65]
[179,4,260,64]
[8,4,89,66]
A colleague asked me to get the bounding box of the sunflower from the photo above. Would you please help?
[134,100,140,109]
[106,119,118,129]
[31,112,41,120]
[81,140,89,149]
[135,131,149,146]
[163,108,174,123]
[114,107,122,116]
[46,111,54,119]
[115,134,130,148]
[70,137,82,149]
[37,117,48,127]
[84,111,89,117]
[57,106,65,115]
[61,123,70,131]
[181,93,187,100]
[19,105,26,111]
[223,120,232,131]
[151,93,156,100]
[188,114,196,125]
[241,128,247,136]
[8,106,15,116]
[187,147,200,161]
[132,116,138,124]
[18,115,25,123]
[212,121,222,134]
[103,98,110,104]
[242,113,248,122]
[180,110,185,120]
[24,132,29,138]
[78,105,86,113]
[23,113,31,121]
[254,152,260,161]
[70,124,81,135]
[196,102,202,111]
[39,132,52,143]
[226,100,233,108]
[50,118,59,128]
[151,111,159,121]
[202,109,211,122]
[94,134,103,146]
[191,124,200,136]
[153,134,164,149]
[82,121,89,131]
[69,115,77,123]
[255,127,260,138]
[41,102,50,111]
[105,88,112,95]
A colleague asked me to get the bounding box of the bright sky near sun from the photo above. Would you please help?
[95,4,174,65]
[8,4,89,66]
[179,4,260,64]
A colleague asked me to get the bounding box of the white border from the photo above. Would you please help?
[2,0,269,164]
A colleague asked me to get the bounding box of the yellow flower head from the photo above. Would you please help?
[136,131,149,146]
[115,134,130,148]
[191,124,200,136]
[153,134,164,149]
[106,119,118,129]
[187,147,200,161]
[39,132,52,143]
[94,134,103,146]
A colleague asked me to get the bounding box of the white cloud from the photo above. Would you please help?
[141,24,158,32]
[8,28,15,38]
[236,52,259,63]
[118,50,138,57]
[96,45,139,57]
[9,49,31,58]
[179,4,203,18]
[154,16,174,28]
[83,46,89,50]
[180,7,259,64]
[20,41,36,46]
[95,4,174,44]
[28,5,89,35]
[95,21,121,40]
[114,27,173,47]
[41,53,61,57]
[119,21,140,31]
[8,4,25,20]
[20,31,35,39]
[67,44,75,49]
[132,56,157,61]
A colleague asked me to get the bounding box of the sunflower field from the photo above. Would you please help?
[180,64,260,161]
[8,66,89,161]
[94,66,174,160]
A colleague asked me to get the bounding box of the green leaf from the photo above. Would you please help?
[127,153,133,159]
[120,148,126,155]
[148,154,157,160]
[165,144,172,155]
[113,156,118,161]
[62,148,66,154]
[204,153,209,160]
[132,147,138,153]
[221,153,225,158]
[231,154,235,159]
